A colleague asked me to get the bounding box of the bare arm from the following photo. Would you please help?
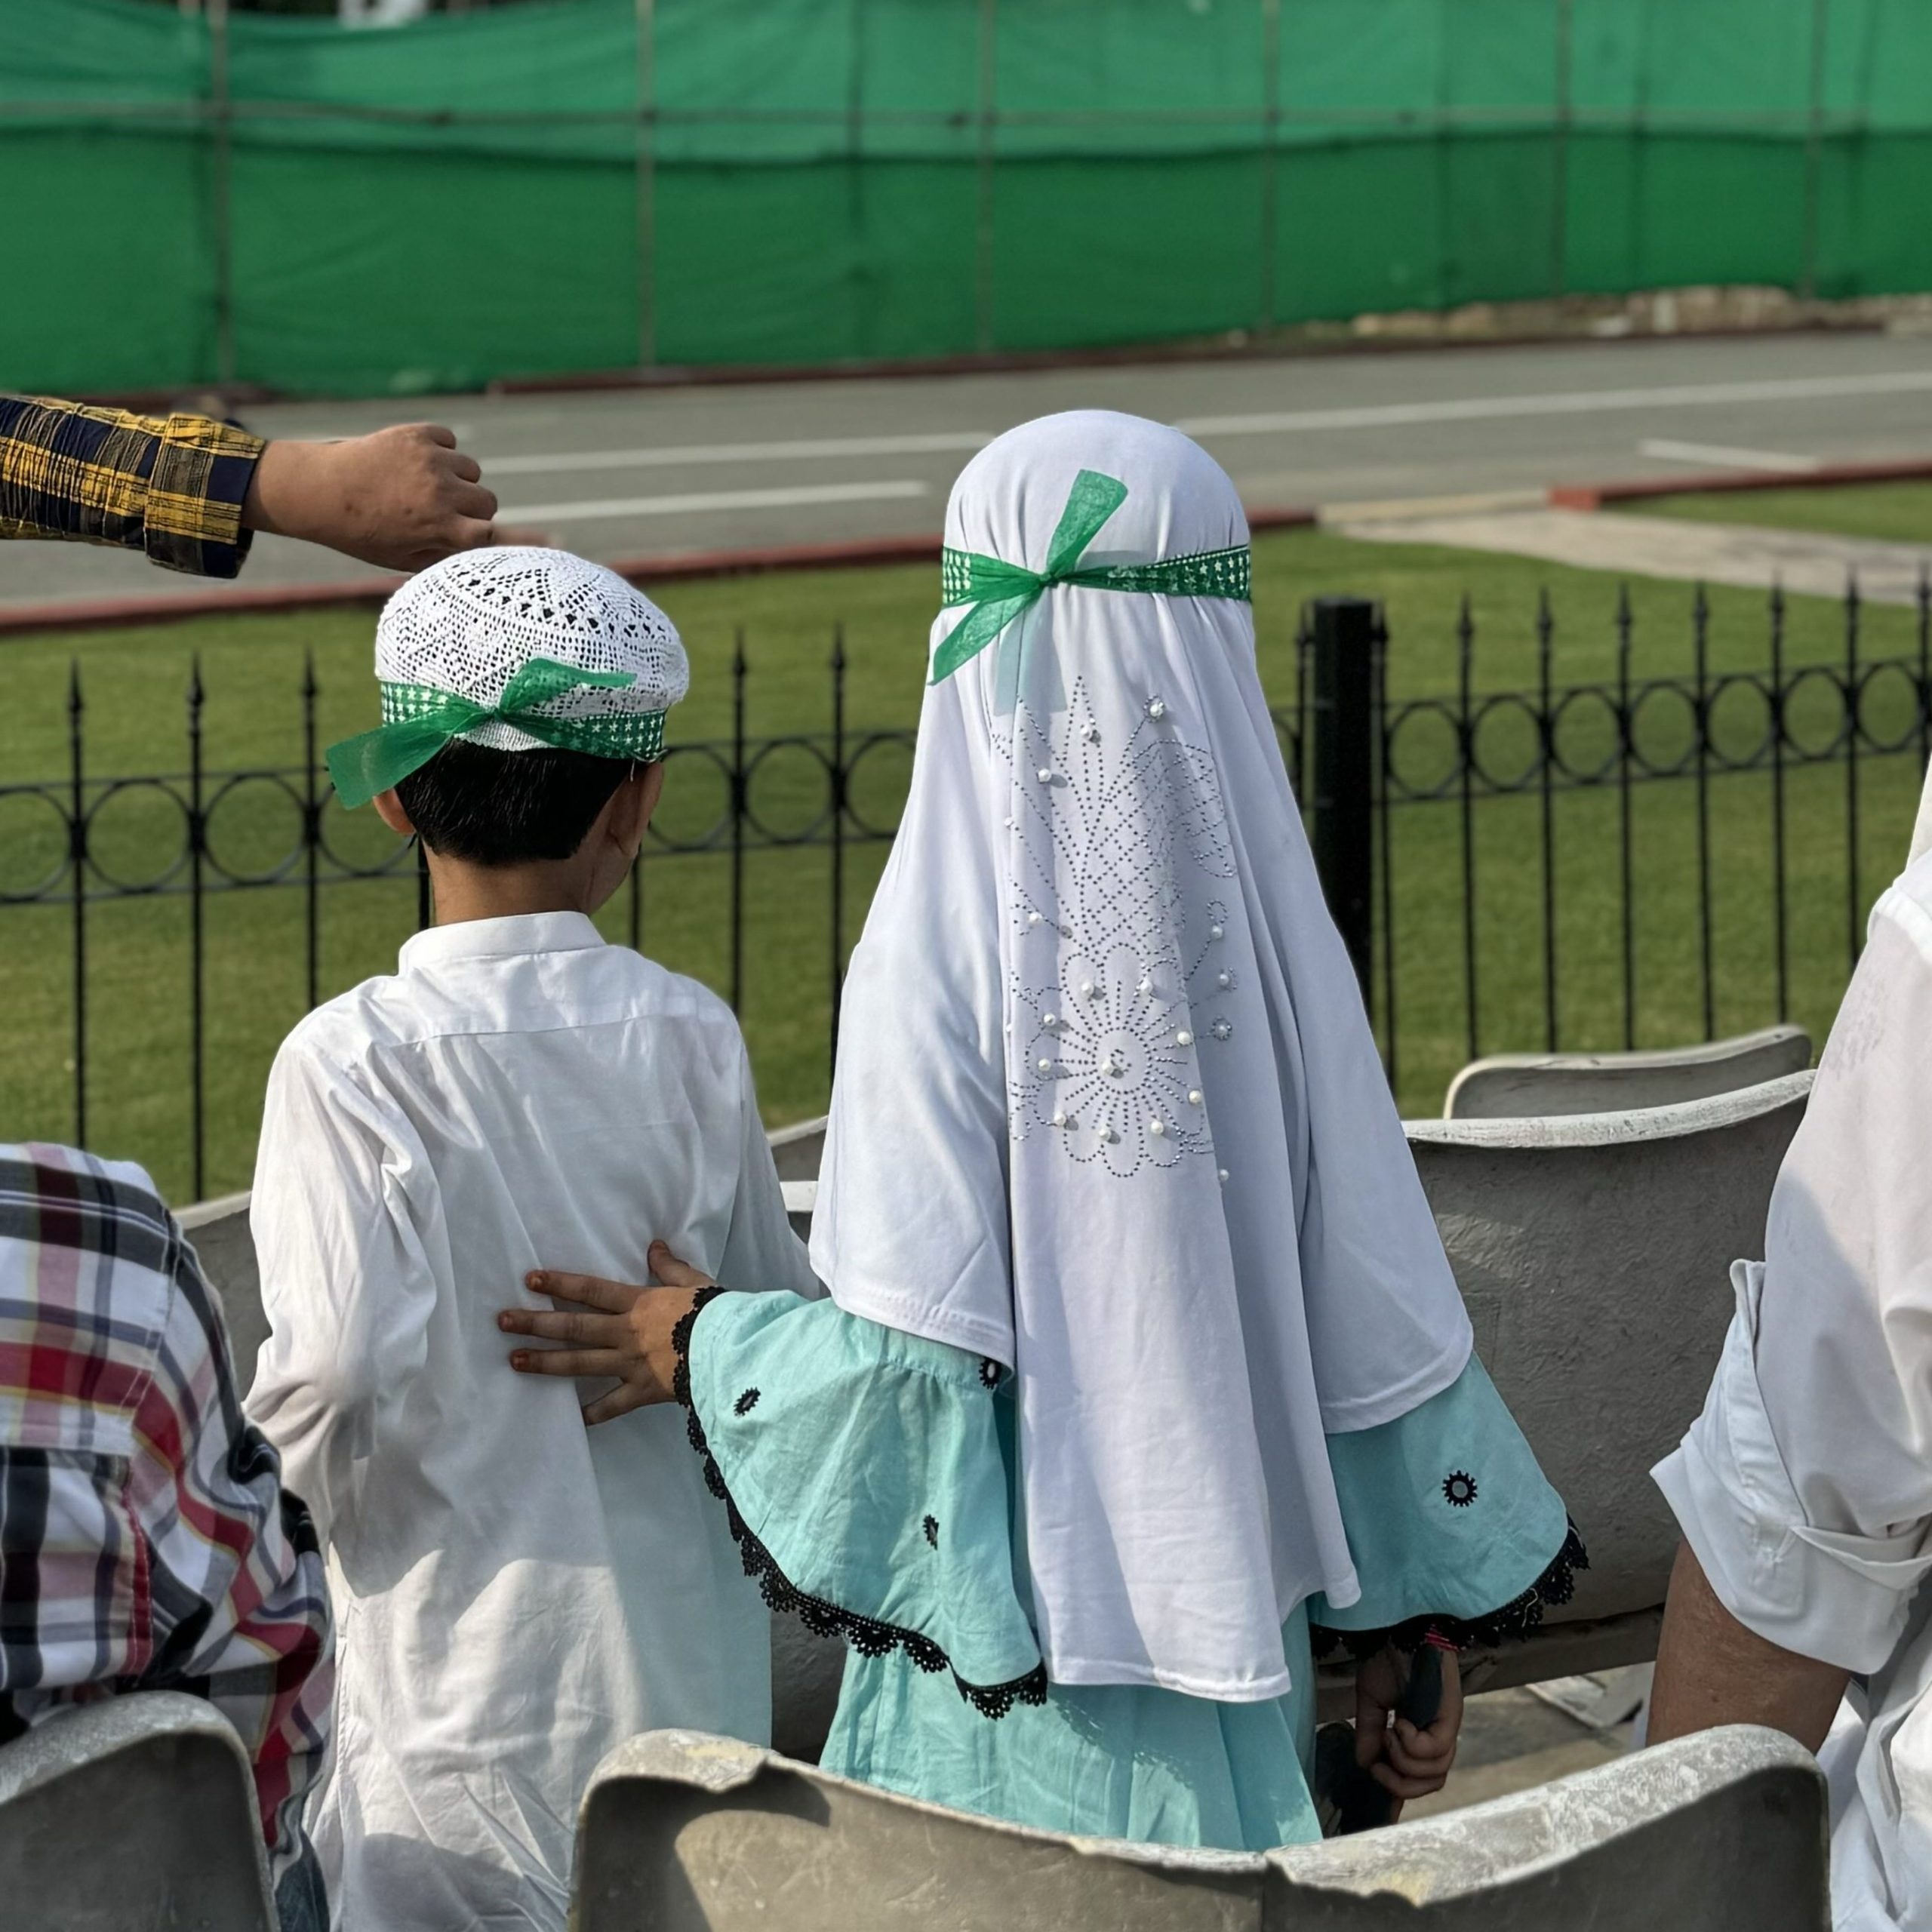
[1648,1540,1849,1753]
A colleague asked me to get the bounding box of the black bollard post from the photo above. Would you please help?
[1308,595,1379,1011]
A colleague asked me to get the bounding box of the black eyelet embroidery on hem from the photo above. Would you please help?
[923,1515,940,1549]
[1309,1518,1590,1661]
[734,1388,761,1417]
[671,1288,1048,1723]
[1442,1470,1478,1508]
[979,1358,1003,1389]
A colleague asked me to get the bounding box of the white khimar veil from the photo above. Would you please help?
[811,411,1472,1700]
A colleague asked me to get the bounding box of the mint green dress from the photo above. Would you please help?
[675,1289,1581,1852]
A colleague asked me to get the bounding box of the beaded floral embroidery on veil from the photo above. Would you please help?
[1001,679,1238,1180]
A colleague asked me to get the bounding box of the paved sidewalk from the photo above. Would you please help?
[1330,503,1931,604]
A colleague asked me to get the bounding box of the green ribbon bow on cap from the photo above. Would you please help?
[325,656,660,810]
[931,468,1253,685]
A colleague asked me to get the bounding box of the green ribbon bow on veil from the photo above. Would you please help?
[931,468,1253,685]
[325,657,661,810]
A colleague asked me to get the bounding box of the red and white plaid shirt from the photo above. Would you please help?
[0,1143,332,1878]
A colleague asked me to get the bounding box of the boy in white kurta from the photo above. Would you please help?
[247,548,817,1932]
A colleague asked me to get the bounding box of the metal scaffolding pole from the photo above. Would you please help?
[1259,0,1281,331]
[1800,0,1829,300]
[974,0,997,355]
[1551,0,1574,299]
[634,0,657,369]
[209,0,235,386]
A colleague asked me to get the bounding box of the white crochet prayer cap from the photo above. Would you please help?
[375,546,689,755]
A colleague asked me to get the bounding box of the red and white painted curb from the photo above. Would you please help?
[1549,454,1932,512]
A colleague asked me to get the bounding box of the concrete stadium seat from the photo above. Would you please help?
[0,1691,277,1931]
[573,1725,1826,1932]
[1403,1071,1810,1696]
[1442,1024,1812,1119]
[179,1189,269,1386]
[768,1116,829,1180]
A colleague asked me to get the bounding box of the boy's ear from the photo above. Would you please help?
[636,759,666,828]
[599,761,663,860]
[372,788,415,837]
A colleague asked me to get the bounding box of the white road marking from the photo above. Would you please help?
[498,479,931,522]
[1174,370,1932,438]
[1637,438,1822,474]
[482,432,990,477]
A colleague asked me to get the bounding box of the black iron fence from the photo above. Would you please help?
[3,639,936,1201]
[5,573,1928,1200]
[1311,571,1932,1106]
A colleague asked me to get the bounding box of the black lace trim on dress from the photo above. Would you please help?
[669,1287,1049,1723]
[1309,1518,1591,1662]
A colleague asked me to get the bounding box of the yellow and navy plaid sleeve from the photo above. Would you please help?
[0,394,264,579]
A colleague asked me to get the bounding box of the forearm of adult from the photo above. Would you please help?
[1648,1541,1849,1754]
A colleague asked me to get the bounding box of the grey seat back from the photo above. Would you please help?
[768,1116,829,1180]
[178,1190,268,1385]
[1443,1025,1811,1119]
[0,1691,276,1931]
[1408,1071,1810,1632]
[574,1726,1826,1932]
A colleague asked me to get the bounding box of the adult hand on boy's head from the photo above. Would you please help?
[500,1241,716,1425]
[244,423,498,571]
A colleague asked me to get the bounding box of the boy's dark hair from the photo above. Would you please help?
[395,740,632,866]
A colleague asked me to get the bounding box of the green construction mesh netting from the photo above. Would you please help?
[4,0,1929,398]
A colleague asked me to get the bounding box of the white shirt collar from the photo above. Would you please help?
[398,910,607,973]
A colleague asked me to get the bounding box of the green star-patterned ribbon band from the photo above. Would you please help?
[931,468,1252,685]
[324,656,664,809]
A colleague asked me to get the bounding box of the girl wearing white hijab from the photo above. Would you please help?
[504,412,1582,1844]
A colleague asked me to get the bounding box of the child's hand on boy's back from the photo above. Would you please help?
[500,1240,712,1423]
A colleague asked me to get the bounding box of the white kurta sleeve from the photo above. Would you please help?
[1654,888,1932,1674]
[245,1035,438,1546]
[717,1043,823,1300]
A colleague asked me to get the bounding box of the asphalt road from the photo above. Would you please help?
[7,331,1931,609]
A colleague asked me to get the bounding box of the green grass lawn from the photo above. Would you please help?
[5,525,1925,1202]
[1635,478,1932,546]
